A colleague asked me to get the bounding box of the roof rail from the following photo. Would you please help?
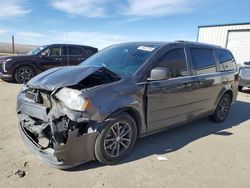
[174,40,186,43]
[175,40,223,48]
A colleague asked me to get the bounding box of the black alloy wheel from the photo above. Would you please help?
[209,93,231,122]
[95,113,137,164]
[14,66,35,83]
[104,121,132,158]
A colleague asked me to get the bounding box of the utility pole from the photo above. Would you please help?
[12,35,15,54]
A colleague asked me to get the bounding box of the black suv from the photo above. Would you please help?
[0,44,97,83]
[17,41,238,169]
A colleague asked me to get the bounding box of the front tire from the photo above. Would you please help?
[209,93,231,123]
[95,113,137,165]
[14,65,36,83]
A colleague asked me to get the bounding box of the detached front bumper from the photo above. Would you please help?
[19,122,98,169]
[17,92,99,169]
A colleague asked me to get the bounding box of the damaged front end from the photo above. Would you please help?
[16,66,120,169]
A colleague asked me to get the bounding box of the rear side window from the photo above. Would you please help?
[216,49,236,71]
[61,47,68,56]
[156,48,188,78]
[190,48,216,74]
[61,46,87,57]
[86,48,97,56]
[68,47,82,56]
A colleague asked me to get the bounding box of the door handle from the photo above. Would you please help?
[78,58,85,61]
[177,82,192,89]
[177,84,184,89]
[55,58,62,61]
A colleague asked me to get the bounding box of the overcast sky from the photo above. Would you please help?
[0,0,249,49]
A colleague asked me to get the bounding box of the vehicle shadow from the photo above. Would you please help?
[124,100,250,162]
[69,100,250,172]
[0,79,19,85]
[241,88,250,94]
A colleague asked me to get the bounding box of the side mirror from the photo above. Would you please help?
[148,67,171,81]
[41,52,48,57]
[243,61,250,65]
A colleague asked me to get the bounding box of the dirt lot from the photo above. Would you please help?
[0,80,249,188]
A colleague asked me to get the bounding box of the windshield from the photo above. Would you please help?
[27,45,48,55]
[80,43,160,76]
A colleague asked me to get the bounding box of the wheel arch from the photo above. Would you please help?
[12,61,39,75]
[225,90,233,102]
[213,88,234,111]
[104,107,142,138]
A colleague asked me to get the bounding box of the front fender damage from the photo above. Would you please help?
[17,67,121,168]
[17,92,102,169]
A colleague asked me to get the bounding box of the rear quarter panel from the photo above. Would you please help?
[213,70,238,110]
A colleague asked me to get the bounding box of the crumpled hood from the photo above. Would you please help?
[27,66,103,91]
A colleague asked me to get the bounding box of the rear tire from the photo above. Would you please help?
[14,65,36,83]
[238,86,243,92]
[209,93,231,123]
[94,113,137,165]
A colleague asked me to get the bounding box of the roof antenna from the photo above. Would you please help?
[66,27,69,66]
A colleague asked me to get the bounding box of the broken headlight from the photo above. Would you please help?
[20,84,28,92]
[55,88,89,111]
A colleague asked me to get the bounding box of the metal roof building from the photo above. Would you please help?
[197,22,250,65]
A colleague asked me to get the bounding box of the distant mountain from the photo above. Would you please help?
[0,42,38,54]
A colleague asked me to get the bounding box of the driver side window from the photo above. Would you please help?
[156,48,188,78]
[45,46,61,56]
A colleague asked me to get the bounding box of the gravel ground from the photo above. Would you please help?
[0,80,249,188]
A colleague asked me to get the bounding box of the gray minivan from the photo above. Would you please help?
[17,41,238,169]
